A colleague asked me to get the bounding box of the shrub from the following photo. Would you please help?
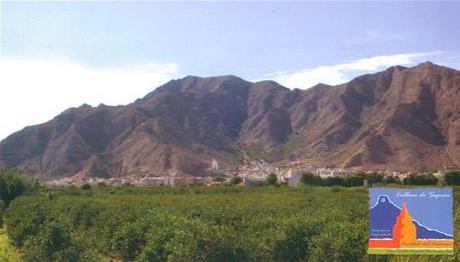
[330,186,341,193]
[342,175,364,187]
[301,172,323,186]
[403,173,438,185]
[166,222,245,261]
[80,184,91,190]
[137,225,176,261]
[0,200,4,225]
[0,170,39,206]
[383,175,401,184]
[5,198,47,246]
[229,176,242,185]
[266,173,278,186]
[444,171,460,185]
[324,176,343,186]
[22,222,79,262]
[308,221,366,261]
[273,219,319,261]
[366,172,384,185]
[67,202,102,229]
[111,222,147,260]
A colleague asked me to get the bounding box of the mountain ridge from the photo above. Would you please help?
[1,62,459,178]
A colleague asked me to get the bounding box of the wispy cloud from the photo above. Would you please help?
[0,58,181,140]
[266,52,441,89]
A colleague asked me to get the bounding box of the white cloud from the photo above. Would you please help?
[0,58,181,140]
[266,52,440,90]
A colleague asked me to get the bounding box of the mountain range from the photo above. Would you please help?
[0,62,459,179]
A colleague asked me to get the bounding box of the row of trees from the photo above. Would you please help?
[229,173,278,186]
[301,170,460,187]
[444,170,460,185]
[229,171,460,188]
[301,172,395,187]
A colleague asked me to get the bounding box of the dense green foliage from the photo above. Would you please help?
[445,171,460,185]
[80,183,92,190]
[403,173,438,185]
[300,172,322,186]
[383,175,401,184]
[5,186,371,261]
[229,176,242,185]
[0,226,20,261]
[0,201,4,225]
[266,173,278,185]
[0,170,39,207]
[301,172,366,187]
[0,169,457,262]
[301,172,444,187]
[5,185,459,262]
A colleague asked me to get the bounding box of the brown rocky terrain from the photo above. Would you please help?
[0,62,459,178]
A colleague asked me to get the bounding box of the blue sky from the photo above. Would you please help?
[1,1,460,139]
[370,188,453,236]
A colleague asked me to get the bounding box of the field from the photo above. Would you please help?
[1,185,460,261]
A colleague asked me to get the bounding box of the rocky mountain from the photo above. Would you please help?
[0,62,459,178]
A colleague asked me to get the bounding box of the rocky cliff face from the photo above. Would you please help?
[1,62,459,178]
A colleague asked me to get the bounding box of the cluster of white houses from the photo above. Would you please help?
[45,175,214,187]
[44,159,447,187]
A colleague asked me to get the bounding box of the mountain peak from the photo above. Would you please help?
[181,74,246,82]
[79,103,93,109]
[414,61,436,69]
[412,61,453,71]
[421,60,435,65]
[1,62,459,178]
